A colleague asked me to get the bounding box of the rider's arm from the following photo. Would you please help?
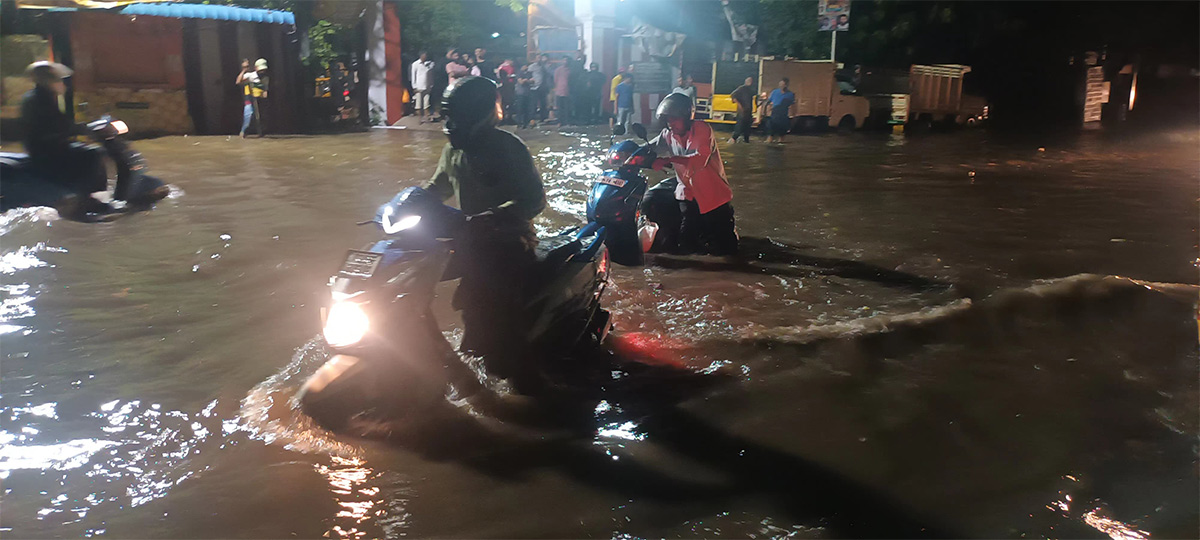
[423,144,456,201]
[494,139,546,221]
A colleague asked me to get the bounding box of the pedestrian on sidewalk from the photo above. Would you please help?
[585,62,607,124]
[474,48,496,80]
[497,57,517,123]
[514,63,534,128]
[553,59,571,125]
[528,54,549,123]
[613,73,634,131]
[430,49,454,120]
[446,49,469,83]
[569,52,588,124]
[410,51,434,123]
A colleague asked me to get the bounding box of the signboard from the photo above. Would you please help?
[818,0,851,32]
[632,61,672,94]
[1083,65,1105,123]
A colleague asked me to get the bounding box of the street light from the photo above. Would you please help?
[491,32,500,38]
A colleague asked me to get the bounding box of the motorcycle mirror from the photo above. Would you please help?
[612,124,626,136]
[631,123,648,141]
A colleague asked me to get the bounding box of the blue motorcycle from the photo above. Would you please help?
[590,122,683,260]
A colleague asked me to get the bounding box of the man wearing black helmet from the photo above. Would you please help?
[20,61,107,201]
[423,76,548,391]
[649,92,738,256]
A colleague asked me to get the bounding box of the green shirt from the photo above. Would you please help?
[424,128,546,222]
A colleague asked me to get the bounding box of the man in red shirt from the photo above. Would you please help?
[650,92,738,255]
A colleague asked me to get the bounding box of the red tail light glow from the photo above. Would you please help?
[598,249,610,278]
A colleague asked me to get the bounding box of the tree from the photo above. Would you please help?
[758,0,827,60]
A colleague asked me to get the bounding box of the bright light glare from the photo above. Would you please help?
[491,32,500,38]
[323,301,369,347]
[110,120,129,134]
[381,205,421,234]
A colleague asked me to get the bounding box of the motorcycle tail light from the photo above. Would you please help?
[598,248,610,279]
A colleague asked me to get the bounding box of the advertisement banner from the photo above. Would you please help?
[818,0,851,32]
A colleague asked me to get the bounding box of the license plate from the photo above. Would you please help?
[340,250,382,278]
[597,175,627,188]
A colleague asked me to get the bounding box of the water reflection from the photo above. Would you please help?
[0,127,1194,537]
[314,456,411,539]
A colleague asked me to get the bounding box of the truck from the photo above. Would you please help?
[758,57,870,132]
[698,57,869,132]
[860,64,986,130]
[700,59,760,124]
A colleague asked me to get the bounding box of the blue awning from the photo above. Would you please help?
[119,2,294,25]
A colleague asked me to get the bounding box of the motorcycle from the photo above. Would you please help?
[0,116,169,219]
[297,186,613,431]
[589,123,684,259]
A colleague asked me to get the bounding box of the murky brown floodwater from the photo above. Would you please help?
[2,126,1197,538]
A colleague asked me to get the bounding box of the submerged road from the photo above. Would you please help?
[1,126,1197,538]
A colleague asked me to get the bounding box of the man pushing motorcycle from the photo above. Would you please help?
[424,76,549,393]
[648,92,739,256]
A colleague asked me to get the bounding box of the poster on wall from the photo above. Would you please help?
[818,0,851,32]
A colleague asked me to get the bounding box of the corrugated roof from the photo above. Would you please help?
[120,2,294,25]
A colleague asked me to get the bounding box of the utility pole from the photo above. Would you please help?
[830,28,836,64]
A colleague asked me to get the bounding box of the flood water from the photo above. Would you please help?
[2,126,1197,538]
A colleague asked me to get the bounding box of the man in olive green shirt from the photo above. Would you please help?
[425,77,547,392]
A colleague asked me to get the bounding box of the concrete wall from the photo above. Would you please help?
[364,1,404,125]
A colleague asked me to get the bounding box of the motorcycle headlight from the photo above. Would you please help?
[323,301,369,347]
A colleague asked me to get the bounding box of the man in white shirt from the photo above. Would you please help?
[410,51,435,122]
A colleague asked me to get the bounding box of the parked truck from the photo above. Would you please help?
[700,57,869,132]
[861,64,987,130]
[758,57,869,132]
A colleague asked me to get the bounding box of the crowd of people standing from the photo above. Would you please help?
[409,48,613,128]
[408,46,798,144]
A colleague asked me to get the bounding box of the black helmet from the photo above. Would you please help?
[441,76,499,148]
[655,92,694,123]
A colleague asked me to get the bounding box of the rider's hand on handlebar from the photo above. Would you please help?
[466,210,495,222]
[651,158,675,171]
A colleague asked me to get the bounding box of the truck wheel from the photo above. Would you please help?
[836,115,856,134]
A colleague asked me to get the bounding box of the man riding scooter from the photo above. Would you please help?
[20,61,108,210]
[423,76,549,393]
[648,92,738,256]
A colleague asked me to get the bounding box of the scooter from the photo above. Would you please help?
[297,186,612,431]
[0,116,169,218]
[588,122,683,259]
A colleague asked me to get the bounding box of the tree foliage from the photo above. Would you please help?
[494,0,527,14]
[398,0,473,57]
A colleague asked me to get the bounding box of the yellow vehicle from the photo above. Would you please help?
[703,60,759,124]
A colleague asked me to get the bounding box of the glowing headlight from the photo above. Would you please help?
[323,301,369,347]
[381,206,421,234]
